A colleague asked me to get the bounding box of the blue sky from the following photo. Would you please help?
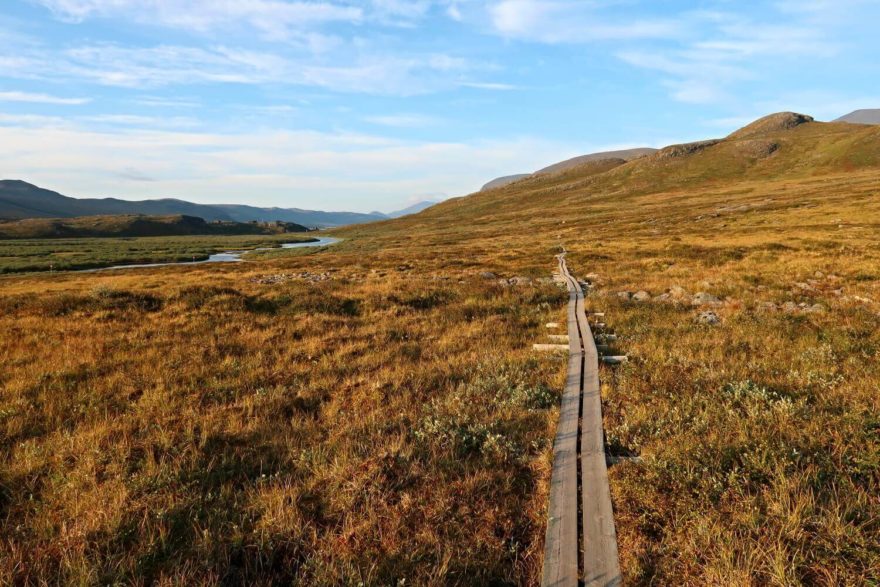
[1,0,878,212]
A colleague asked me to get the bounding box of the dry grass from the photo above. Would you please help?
[2,117,880,585]
[1,252,565,585]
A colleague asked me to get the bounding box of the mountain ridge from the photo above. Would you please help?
[0,180,386,227]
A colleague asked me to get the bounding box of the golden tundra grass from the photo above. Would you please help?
[3,117,880,584]
[1,252,567,585]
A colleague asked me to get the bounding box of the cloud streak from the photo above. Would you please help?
[0,90,90,104]
[0,116,581,211]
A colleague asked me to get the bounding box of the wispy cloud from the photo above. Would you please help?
[0,41,477,96]
[32,0,363,41]
[364,113,440,127]
[489,0,681,43]
[458,81,517,91]
[0,116,580,210]
[0,90,90,104]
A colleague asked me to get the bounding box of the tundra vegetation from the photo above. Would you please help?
[1,114,879,585]
[0,233,315,273]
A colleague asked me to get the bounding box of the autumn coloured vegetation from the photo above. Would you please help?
[2,114,879,584]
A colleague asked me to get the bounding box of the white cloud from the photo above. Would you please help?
[0,117,580,211]
[458,81,517,91]
[0,41,476,96]
[364,113,440,127]
[615,7,845,105]
[32,0,363,41]
[489,0,681,43]
[0,90,90,104]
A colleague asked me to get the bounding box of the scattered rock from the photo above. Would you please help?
[782,302,798,313]
[806,304,826,313]
[655,139,722,160]
[734,139,779,159]
[692,292,722,306]
[251,271,332,285]
[632,290,651,302]
[616,291,633,301]
[653,293,671,302]
[480,271,497,280]
[758,301,778,313]
[669,285,689,299]
[696,311,721,325]
[503,276,533,286]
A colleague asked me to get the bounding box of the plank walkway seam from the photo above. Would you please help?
[542,252,621,587]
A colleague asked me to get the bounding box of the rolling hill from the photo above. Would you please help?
[386,200,441,218]
[480,147,658,191]
[835,109,880,125]
[0,180,386,227]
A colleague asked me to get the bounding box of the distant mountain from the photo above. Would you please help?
[835,109,880,125]
[209,204,385,228]
[480,148,657,191]
[386,200,439,218]
[0,180,385,227]
[0,214,308,239]
[534,148,659,175]
[481,174,530,191]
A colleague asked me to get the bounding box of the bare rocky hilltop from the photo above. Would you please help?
[481,147,657,191]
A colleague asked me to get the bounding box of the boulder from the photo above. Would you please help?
[697,311,721,325]
[632,290,651,302]
[616,291,633,301]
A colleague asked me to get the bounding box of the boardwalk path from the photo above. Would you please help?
[542,252,621,587]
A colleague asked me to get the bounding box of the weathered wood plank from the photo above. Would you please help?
[574,267,622,587]
[542,252,621,587]
[541,255,582,587]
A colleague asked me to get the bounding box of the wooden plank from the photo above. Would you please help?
[574,269,622,587]
[534,344,570,352]
[542,252,621,587]
[541,255,582,587]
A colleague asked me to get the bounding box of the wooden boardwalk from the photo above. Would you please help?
[542,252,621,587]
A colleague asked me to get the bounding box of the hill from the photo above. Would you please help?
[209,204,385,227]
[481,174,531,191]
[480,147,657,191]
[0,214,308,239]
[386,200,440,218]
[0,180,385,227]
[835,108,880,125]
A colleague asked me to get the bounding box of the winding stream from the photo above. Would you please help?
[89,237,340,272]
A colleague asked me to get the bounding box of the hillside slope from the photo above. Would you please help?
[481,147,657,191]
